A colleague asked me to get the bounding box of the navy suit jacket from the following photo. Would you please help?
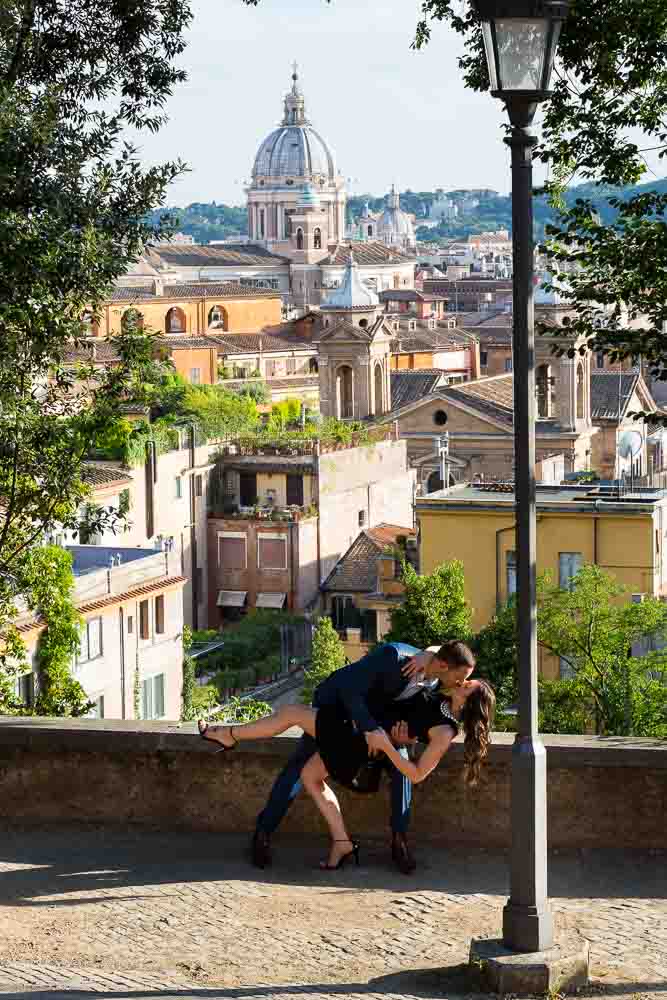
[313,642,421,734]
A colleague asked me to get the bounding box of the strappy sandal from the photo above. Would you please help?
[320,839,360,870]
[197,720,237,753]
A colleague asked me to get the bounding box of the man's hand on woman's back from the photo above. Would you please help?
[390,721,416,747]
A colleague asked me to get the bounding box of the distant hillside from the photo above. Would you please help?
[146,178,667,246]
[350,179,667,243]
[146,202,248,243]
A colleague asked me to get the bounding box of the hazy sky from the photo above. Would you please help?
[137,0,534,207]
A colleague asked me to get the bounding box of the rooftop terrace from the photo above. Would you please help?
[417,482,667,512]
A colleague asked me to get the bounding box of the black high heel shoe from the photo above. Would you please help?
[320,840,360,870]
[198,720,237,753]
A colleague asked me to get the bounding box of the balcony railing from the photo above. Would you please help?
[211,502,317,522]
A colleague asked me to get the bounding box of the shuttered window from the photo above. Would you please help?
[155,595,165,635]
[258,535,287,570]
[139,599,150,639]
[218,533,247,569]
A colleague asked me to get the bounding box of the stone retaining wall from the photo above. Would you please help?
[0,718,665,849]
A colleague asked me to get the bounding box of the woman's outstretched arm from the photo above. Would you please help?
[378,725,455,784]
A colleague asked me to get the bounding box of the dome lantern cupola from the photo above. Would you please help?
[321,249,380,319]
[283,62,307,125]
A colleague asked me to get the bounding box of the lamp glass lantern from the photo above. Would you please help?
[473,1,568,115]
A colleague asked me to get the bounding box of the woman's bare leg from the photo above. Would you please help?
[301,753,356,868]
[199,705,316,748]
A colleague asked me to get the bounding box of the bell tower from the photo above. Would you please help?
[535,307,591,433]
[316,252,392,420]
[289,184,328,263]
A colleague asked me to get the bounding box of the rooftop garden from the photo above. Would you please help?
[88,367,393,466]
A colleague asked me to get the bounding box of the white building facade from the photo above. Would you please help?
[15,546,185,721]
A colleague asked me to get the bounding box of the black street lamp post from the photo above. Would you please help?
[470,0,569,954]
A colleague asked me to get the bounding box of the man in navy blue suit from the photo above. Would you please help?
[252,639,475,873]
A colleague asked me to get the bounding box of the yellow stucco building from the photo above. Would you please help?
[416,482,667,679]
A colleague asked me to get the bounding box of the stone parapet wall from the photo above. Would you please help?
[0,719,664,849]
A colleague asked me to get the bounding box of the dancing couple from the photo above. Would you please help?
[199,639,495,872]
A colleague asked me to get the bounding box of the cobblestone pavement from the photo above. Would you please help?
[0,826,664,1000]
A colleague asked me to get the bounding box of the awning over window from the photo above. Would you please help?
[216,590,247,608]
[255,592,286,609]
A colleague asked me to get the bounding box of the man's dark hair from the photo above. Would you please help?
[434,640,475,670]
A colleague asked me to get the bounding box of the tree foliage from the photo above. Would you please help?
[1,546,91,717]
[537,565,667,737]
[408,0,667,419]
[384,560,472,651]
[179,384,260,440]
[471,597,517,709]
[0,0,191,664]
[301,616,347,706]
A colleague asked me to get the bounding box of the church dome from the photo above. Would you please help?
[252,69,337,183]
[376,185,416,245]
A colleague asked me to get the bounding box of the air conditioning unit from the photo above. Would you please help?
[631,593,646,604]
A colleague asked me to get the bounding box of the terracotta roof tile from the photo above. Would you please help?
[110,281,281,302]
[146,244,289,267]
[221,376,319,390]
[161,335,221,349]
[366,523,416,547]
[82,464,133,491]
[216,333,315,354]
[320,241,415,266]
[63,341,121,363]
[322,523,414,592]
[445,374,514,425]
[591,369,639,420]
[16,575,187,637]
[390,370,445,410]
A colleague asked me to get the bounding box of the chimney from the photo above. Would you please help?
[153,277,165,297]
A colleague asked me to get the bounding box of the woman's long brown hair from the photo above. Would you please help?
[461,679,496,787]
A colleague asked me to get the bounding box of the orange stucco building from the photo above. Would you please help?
[96,281,283,338]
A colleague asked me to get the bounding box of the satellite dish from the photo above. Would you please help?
[618,429,643,460]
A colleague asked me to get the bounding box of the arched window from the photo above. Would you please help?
[309,357,319,373]
[208,305,228,330]
[296,228,304,250]
[314,228,322,250]
[165,306,186,334]
[259,209,265,239]
[576,363,585,420]
[336,365,354,419]
[536,363,552,418]
[367,225,373,237]
[374,363,384,416]
[359,318,368,329]
[121,308,143,333]
[285,214,293,238]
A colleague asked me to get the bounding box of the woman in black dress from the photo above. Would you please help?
[199,678,495,869]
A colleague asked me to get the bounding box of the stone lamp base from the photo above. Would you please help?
[469,936,590,995]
